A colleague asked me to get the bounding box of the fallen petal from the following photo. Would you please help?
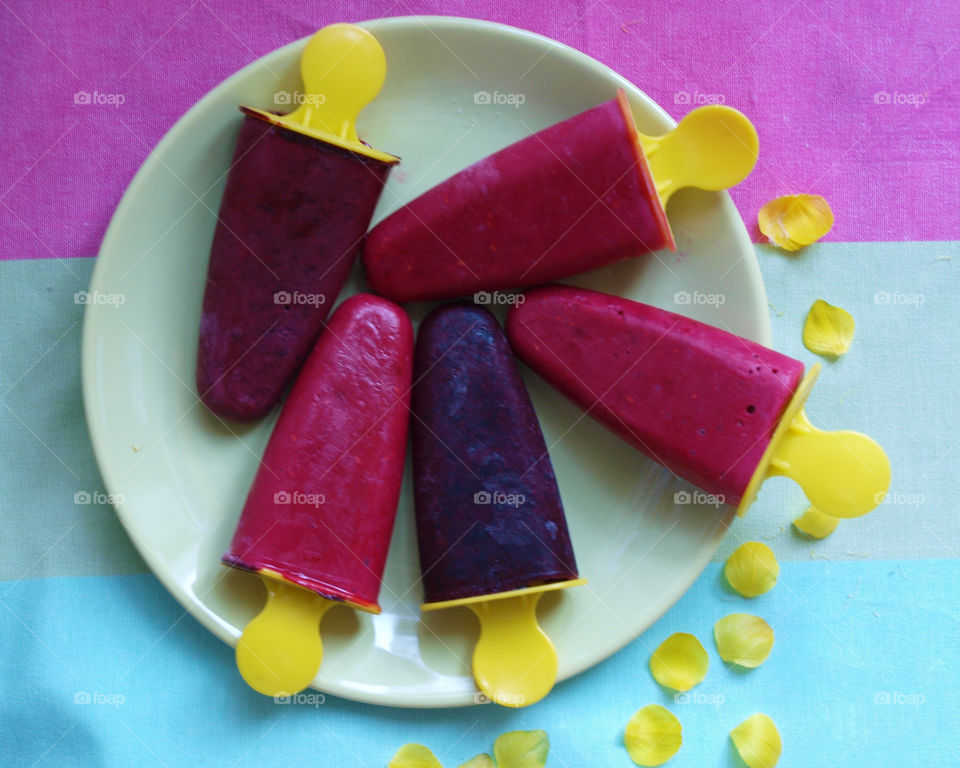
[493,730,549,768]
[803,299,855,358]
[649,633,709,691]
[793,506,840,538]
[389,744,444,768]
[730,713,782,768]
[725,542,779,597]
[714,614,775,668]
[624,704,683,766]
[758,194,833,250]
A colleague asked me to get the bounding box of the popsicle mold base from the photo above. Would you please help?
[423,578,586,708]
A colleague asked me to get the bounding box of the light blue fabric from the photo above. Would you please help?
[1,239,958,765]
[2,562,957,766]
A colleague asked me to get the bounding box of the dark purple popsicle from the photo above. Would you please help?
[411,303,578,604]
[197,108,395,422]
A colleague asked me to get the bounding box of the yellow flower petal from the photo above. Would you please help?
[493,730,549,768]
[714,614,774,668]
[730,714,782,768]
[802,299,855,358]
[758,194,833,251]
[793,506,840,538]
[458,756,495,768]
[725,542,779,597]
[624,704,682,766]
[649,633,709,691]
[389,744,444,768]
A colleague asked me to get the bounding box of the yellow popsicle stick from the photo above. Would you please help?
[637,104,759,208]
[235,576,334,697]
[244,24,398,164]
[737,365,891,518]
[423,578,586,708]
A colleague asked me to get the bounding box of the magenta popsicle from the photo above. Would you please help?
[507,285,801,503]
[507,285,890,518]
[223,293,413,611]
[363,92,669,302]
[411,303,579,604]
[197,25,399,422]
[363,92,758,302]
[223,293,413,697]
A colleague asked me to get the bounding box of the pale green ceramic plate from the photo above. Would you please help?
[83,16,767,707]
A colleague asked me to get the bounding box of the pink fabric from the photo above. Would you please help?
[2,1,957,261]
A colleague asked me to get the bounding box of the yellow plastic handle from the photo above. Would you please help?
[767,408,891,519]
[244,24,397,163]
[235,577,333,696]
[469,593,557,708]
[638,106,759,208]
[285,24,385,145]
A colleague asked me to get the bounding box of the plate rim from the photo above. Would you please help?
[82,14,767,708]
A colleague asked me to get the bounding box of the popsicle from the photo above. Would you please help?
[197,24,399,422]
[223,294,413,696]
[362,91,758,302]
[506,285,890,518]
[412,303,584,707]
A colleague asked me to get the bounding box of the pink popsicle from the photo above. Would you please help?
[362,91,674,302]
[506,285,804,505]
[223,294,413,612]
